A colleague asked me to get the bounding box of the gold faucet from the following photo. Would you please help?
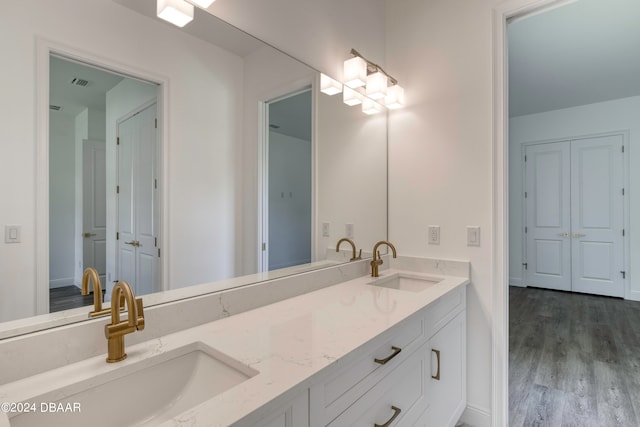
[336,237,362,261]
[370,240,397,277]
[81,267,110,318]
[104,281,145,363]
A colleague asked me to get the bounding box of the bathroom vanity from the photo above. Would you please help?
[0,258,468,427]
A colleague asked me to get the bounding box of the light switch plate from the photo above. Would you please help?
[322,222,330,237]
[345,223,354,239]
[5,225,21,243]
[428,225,440,245]
[467,226,480,246]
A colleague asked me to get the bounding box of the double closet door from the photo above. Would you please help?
[524,134,625,298]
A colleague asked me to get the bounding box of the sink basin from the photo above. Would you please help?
[368,272,442,293]
[9,342,257,427]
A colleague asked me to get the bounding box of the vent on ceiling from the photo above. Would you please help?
[49,105,63,111]
[70,77,89,87]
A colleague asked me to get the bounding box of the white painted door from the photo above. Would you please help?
[524,134,625,297]
[570,135,624,297]
[116,102,159,295]
[82,139,107,287]
[525,141,572,291]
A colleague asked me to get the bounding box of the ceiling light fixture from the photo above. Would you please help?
[157,0,194,27]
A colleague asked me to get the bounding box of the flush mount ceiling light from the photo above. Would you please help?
[157,0,194,27]
[320,73,342,95]
[188,0,216,7]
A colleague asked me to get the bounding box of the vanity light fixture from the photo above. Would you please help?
[343,56,368,88]
[157,0,194,27]
[188,0,216,7]
[320,73,343,96]
[362,98,384,115]
[344,49,404,109]
[343,86,364,106]
[384,84,405,110]
[365,71,388,100]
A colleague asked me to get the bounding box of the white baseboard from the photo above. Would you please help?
[459,403,491,427]
[627,289,640,302]
[509,277,524,287]
[49,277,75,289]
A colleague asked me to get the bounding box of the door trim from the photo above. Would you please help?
[521,132,629,297]
[36,37,169,314]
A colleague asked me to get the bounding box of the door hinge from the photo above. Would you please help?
[622,229,625,237]
[116,232,119,240]
[155,118,158,128]
[154,237,157,247]
[621,271,626,279]
[522,263,528,270]
[116,137,120,145]
[622,188,625,196]
[622,145,625,153]
[525,226,528,234]
[155,179,157,189]
[524,192,528,199]
[524,155,527,162]
[262,242,266,251]
[116,185,119,194]
[158,248,161,257]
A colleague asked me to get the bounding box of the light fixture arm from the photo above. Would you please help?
[350,48,398,86]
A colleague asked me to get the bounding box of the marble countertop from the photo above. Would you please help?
[0,268,468,427]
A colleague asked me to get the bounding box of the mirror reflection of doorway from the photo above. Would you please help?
[49,55,160,312]
[262,89,313,271]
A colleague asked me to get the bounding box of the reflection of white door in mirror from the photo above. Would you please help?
[116,102,160,297]
[82,140,107,287]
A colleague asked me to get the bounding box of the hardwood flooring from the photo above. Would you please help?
[509,286,640,426]
[49,286,102,313]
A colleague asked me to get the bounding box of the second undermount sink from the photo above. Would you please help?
[368,272,442,293]
[10,342,258,427]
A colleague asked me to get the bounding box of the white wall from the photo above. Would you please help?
[49,113,76,288]
[386,0,499,424]
[509,96,640,300]
[0,0,244,321]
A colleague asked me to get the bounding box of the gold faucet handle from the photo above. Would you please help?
[135,298,145,331]
[351,249,362,261]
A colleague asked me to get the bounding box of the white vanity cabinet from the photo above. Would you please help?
[249,390,309,427]
[309,285,466,427]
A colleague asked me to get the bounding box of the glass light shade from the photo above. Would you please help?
[157,0,194,27]
[320,73,342,96]
[343,87,364,106]
[384,85,405,109]
[189,0,215,7]
[362,98,384,115]
[343,57,367,88]
[366,71,388,100]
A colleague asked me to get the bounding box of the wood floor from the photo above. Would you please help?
[509,286,640,427]
[49,286,102,313]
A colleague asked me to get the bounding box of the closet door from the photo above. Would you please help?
[524,141,572,291]
[570,135,624,297]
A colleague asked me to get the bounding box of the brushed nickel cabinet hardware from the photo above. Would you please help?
[83,232,97,238]
[374,346,402,365]
[374,405,401,427]
[572,232,586,238]
[124,240,141,247]
[432,349,441,380]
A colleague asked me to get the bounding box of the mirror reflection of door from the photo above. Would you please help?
[49,55,160,312]
[264,89,313,271]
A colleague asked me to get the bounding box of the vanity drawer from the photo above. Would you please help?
[424,286,465,339]
[327,341,428,427]
[316,314,423,423]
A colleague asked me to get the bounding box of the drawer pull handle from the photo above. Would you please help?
[374,405,401,427]
[432,349,441,380]
[374,346,402,365]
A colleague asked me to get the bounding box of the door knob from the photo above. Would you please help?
[573,232,586,238]
[558,232,569,238]
[83,232,97,238]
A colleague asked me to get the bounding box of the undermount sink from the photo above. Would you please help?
[368,272,442,293]
[10,342,257,427]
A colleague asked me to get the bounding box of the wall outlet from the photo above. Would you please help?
[322,222,330,237]
[428,225,440,245]
[345,223,354,239]
[467,226,481,246]
[4,225,21,243]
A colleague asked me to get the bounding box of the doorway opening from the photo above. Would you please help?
[48,53,161,312]
[260,88,313,272]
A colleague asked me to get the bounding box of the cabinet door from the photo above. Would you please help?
[250,391,308,427]
[426,312,466,427]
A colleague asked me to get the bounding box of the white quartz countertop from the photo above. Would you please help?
[0,269,468,427]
